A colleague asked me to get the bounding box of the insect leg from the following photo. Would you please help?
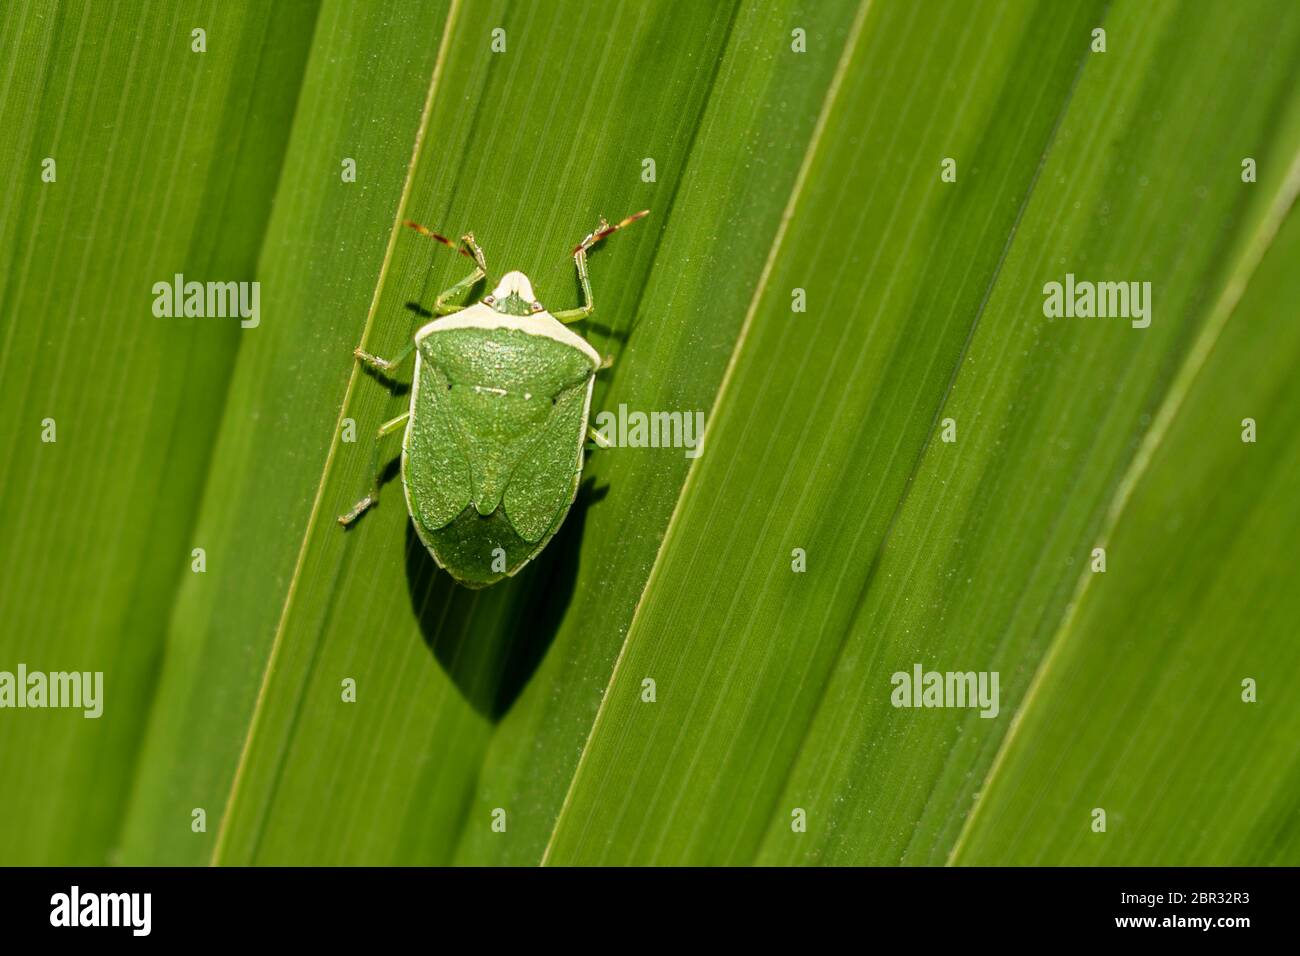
[338,411,412,526]
[586,425,612,449]
[353,339,415,376]
[553,241,596,323]
[404,222,490,314]
[434,266,486,314]
[553,210,649,324]
[436,234,488,315]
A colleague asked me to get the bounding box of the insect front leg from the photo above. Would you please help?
[553,210,649,324]
[434,233,488,315]
[338,411,411,526]
[553,236,598,324]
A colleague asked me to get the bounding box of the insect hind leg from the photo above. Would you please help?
[338,411,411,526]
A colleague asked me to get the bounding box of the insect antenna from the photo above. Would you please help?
[404,220,476,258]
[572,209,650,254]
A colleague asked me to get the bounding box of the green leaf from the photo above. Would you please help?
[0,0,317,865]
[6,0,1298,869]
[544,0,1300,864]
[126,0,858,865]
[117,0,459,864]
[756,0,1300,866]
[950,176,1300,866]
[453,0,865,867]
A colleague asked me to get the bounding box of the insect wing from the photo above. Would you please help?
[403,351,473,530]
[503,376,592,543]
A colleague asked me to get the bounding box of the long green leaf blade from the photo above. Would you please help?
[118,0,455,864]
[544,0,1109,865]
[209,0,748,865]
[453,0,865,866]
[0,0,317,865]
[754,0,1300,865]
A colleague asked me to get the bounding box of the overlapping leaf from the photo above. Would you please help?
[0,0,317,865]
[546,0,1300,865]
[4,0,1296,868]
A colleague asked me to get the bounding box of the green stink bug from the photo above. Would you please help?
[338,210,648,588]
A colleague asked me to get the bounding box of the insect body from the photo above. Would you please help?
[339,210,648,588]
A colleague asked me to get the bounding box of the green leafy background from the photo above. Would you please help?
[1,0,1296,866]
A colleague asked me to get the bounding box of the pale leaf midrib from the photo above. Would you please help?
[209,0,463,866]
[947,134,1300,867]
[111,0,321,861]
[746,0,1108,869]
[538,0,876,866]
